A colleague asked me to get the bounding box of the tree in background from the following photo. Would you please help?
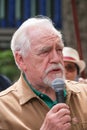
[0,50,20,83]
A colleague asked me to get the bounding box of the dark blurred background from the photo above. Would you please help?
[0,0,87,82]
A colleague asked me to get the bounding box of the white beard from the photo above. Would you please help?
[43,72,65,87]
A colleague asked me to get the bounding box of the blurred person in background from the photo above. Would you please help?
[63,47,86,81]
[0,74,11,91]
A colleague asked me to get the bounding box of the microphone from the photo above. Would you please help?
[52,78,65,103]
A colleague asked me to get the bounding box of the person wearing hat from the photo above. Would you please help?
[63,47,86,81]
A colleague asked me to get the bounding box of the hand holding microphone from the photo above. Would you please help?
[40,78,78,130]
[41,78,70,130]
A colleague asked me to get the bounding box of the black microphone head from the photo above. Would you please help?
[52,78,65,92]
[52,78,65,103]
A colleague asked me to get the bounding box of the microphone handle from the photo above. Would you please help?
[56,90,65,103]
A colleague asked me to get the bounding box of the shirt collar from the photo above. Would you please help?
[23,73,67,108]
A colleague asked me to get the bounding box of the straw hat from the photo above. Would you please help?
[63,47,86,73]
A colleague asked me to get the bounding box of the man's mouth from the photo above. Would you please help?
[49,68,62,74]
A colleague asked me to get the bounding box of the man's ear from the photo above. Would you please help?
[15,52,26,71]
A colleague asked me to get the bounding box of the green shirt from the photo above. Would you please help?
[23,73,66,108]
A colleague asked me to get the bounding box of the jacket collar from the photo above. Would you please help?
[16,75,81,105]
[65,80,81,93]
[65,80,81,104]
[16,74,38,105]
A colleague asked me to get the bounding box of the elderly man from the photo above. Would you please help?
[0,16,87,130]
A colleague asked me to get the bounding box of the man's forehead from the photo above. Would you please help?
[28,26,63,49]
[31,41,63,52]
[31,34,62,46]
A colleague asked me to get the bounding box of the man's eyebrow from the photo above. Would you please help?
[38,46,52,53]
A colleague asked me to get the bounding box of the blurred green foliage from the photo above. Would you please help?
[0,50,20,83]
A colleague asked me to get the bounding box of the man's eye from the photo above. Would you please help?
[56,49,62,54]
[42,51,49,54]
[43,50,49,53]
[39,50,49,56]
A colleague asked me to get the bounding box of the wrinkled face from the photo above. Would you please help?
[64,61,78,81]
[20,27,65,87]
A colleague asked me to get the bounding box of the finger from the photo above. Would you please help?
[51,103,69,113]
[60,115,71,124]
[56,108,70,118]
[63,122,71,130]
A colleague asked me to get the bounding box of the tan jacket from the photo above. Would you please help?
[0,75,87,130]
[65,80,87,130]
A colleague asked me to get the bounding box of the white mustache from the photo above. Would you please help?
[45,63,64,74]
